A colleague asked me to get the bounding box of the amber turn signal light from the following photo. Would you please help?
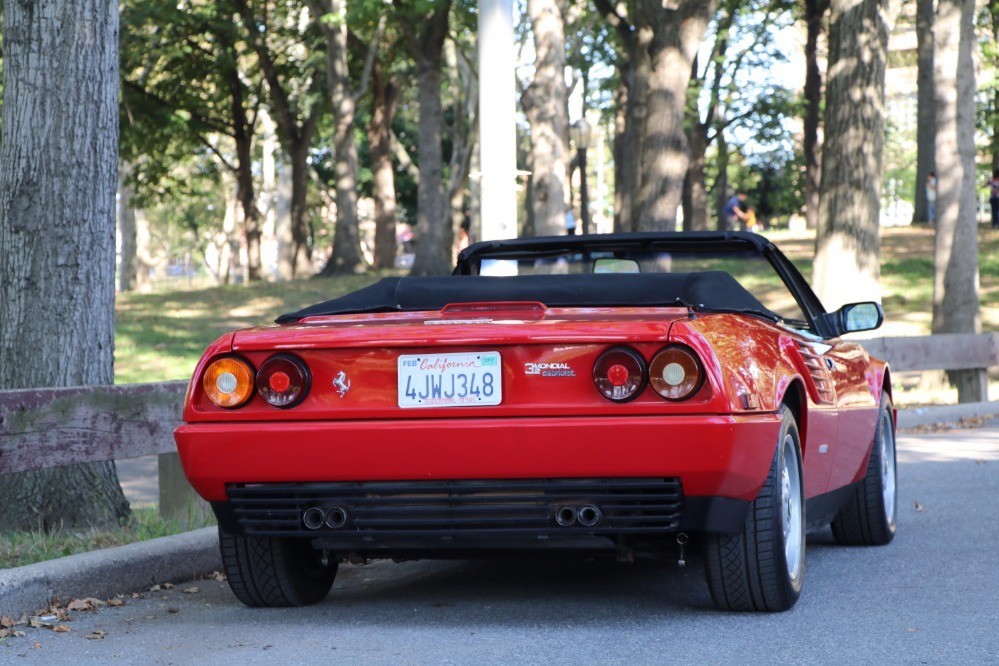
[649,345,704,401]
[203,356,255,408]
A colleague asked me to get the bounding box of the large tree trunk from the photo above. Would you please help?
[370,63,399,270]
[0,0,131,532]
[406,1,452,277]
[912,0,936,225]
[803,0,829,231]
[315,0,365,275]
[932,0,982,402]
[522,0,570,237]
[634,0,716,232]
[812,0,890,311]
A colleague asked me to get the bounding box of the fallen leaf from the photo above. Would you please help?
[914,501,924,512]
[209,571,226,582]
[132,593,143,599]
[167,607,180,614]
[0,616,13,629]
[53,626,70,633]
[33,642,42,649]
[106,599,126,608]
[149,585,161,592]
[84,630,107,640]
[67,598,104,612]
[182,587,200,595]
[28,618,52,629]
[162,583,176,590]
[0,629,10,639]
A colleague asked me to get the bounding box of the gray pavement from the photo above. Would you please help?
[0,415,997,663]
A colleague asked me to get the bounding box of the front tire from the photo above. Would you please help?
[831,392,897,545]
[219,527,337,607]
[705,405,805,612]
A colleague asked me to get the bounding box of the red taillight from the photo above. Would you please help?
[649,345,704,401]
[256,354,310,408]
[593,347,647,402]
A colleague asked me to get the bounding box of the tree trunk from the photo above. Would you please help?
[522,0,570,237]
[370,63,400,270]
[812,0,890,311]
[237,0,318,278]
[622,26,653,232]
[715,131,730,230]
[932,0,982,402]
[275,159,298,280]
[118,165,139,292]
[0,0,131,532]
[684,122,710,232]
[405,1,452,277]
[912,0,936,225]
[315,0,365,275]
[803,0,828,231]
[634,0,716,232]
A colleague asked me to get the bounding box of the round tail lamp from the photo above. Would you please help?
[649,345,704,400]
[203,357,255,408]
[256,354,311,408]
[593,346,647,402]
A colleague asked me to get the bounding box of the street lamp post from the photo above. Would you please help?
[569,118,594,236]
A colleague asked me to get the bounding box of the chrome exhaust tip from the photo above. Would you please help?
[325,507,349,529]
[577,505,602,527]
[303,507,325,530]
[554,505,578,527]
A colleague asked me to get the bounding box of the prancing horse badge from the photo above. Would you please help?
[332,371,351,397]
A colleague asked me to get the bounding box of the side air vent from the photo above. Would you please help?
[795,342,837,404]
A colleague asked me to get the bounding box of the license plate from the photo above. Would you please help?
[397,352,502,408]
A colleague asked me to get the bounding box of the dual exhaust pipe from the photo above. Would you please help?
[302,506,349,530]
[554,504,603,528]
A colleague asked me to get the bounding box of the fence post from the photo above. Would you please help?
[158,452,213,527]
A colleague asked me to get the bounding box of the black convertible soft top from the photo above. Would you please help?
[276,271,772,323]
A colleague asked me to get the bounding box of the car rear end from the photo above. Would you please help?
[175,303,783,561]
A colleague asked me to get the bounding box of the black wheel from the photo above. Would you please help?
[831,392,897,545]
[218,527,337,607]
[705,405,805,612]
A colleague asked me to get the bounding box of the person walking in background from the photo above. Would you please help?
[990,170,999,230]
[721,190,749,231]
[926,171,937,224]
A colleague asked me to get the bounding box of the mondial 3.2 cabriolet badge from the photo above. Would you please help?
[332,370,351,397]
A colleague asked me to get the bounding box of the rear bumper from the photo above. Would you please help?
[176,413,780,541]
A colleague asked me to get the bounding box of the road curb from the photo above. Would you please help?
[0,526,219,618]
[897,401,999,429]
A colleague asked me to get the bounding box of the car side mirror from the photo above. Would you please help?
[838,302,884,334]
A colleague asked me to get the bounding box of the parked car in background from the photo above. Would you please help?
[175,231,896,612]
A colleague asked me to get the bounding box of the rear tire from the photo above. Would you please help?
[219,527,337,607]
[705,405,805,612]
[831,393,897,545]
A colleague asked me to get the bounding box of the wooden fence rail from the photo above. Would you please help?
[0,381,187,476]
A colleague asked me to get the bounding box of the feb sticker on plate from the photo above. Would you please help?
[397,352,502,408]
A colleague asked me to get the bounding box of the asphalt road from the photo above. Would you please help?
[3,427,998,665]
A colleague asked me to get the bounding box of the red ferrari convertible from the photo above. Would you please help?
[175,232,897,612]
